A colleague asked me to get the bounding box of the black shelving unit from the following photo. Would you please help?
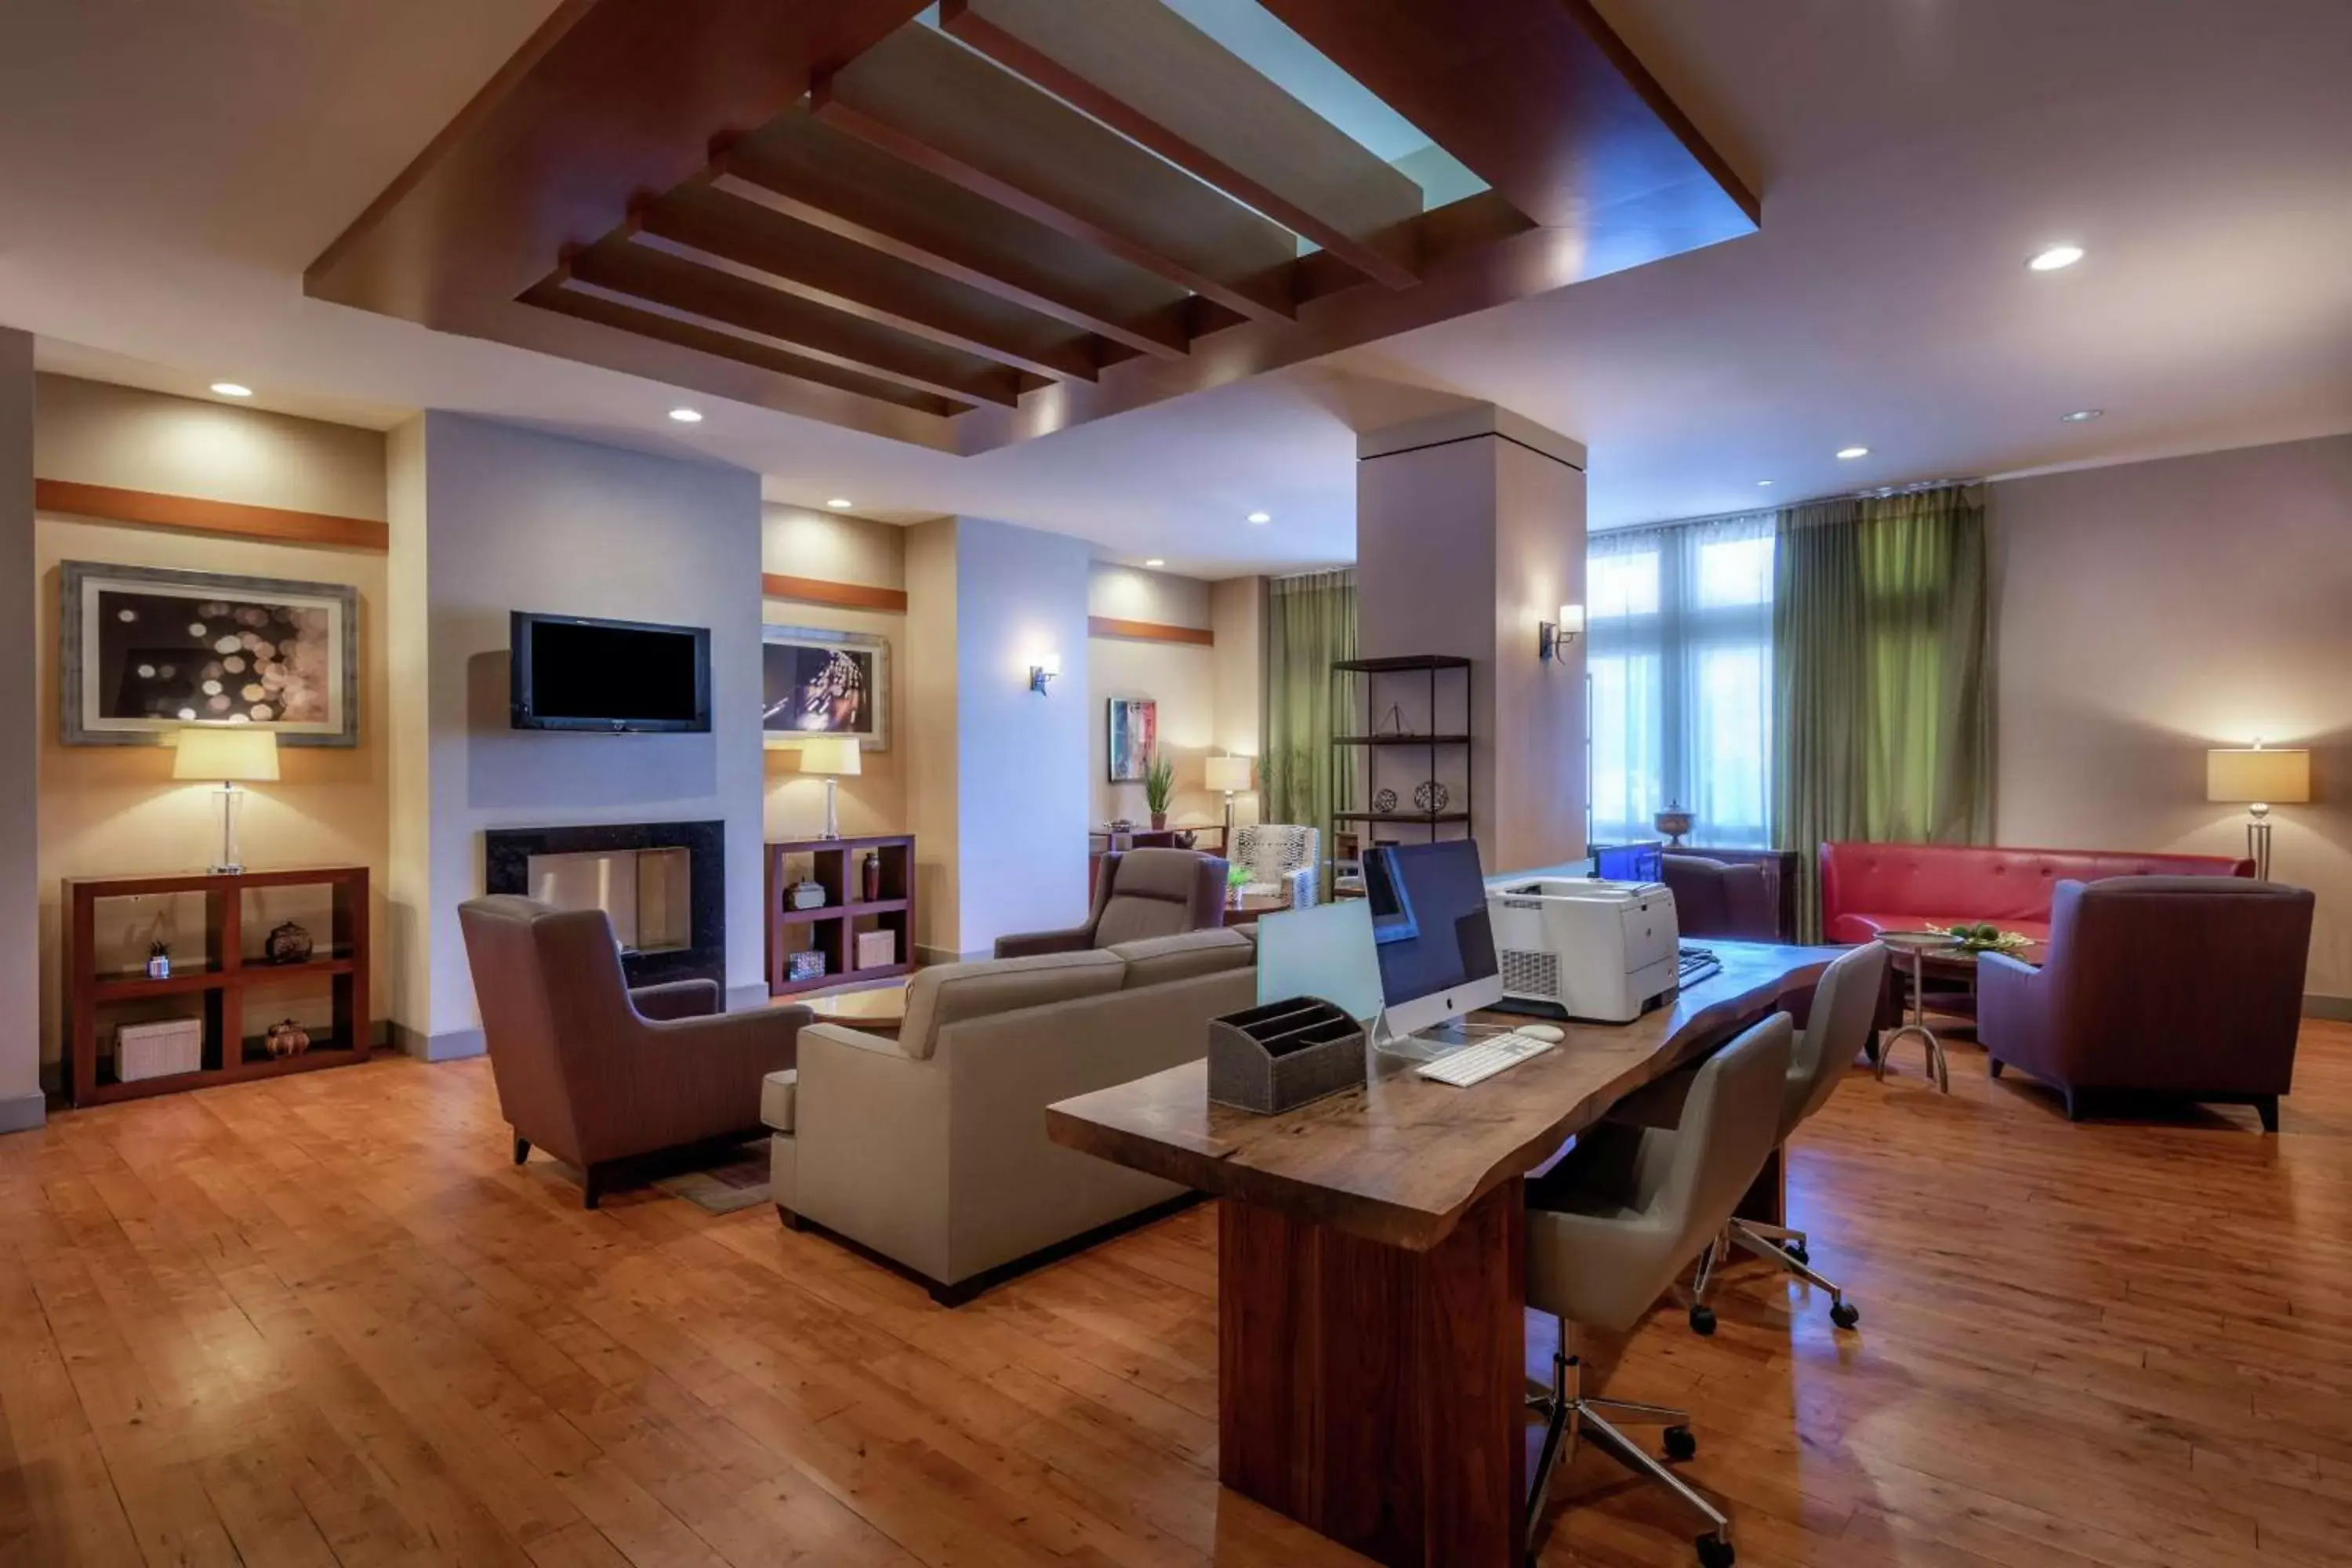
[1328,654,1475,896]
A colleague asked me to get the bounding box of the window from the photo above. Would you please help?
[1587,514,1776,850]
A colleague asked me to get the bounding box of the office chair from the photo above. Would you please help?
[1524,1012,1793,1567]
[1690,940,1887,1333]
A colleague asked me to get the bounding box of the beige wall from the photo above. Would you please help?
[31,377,391,1078]
[1087,564,1220,828]
[1,333,35,1127]
[903,519,960,957]
[1991,433,2352,1002]
[761,506,909,841]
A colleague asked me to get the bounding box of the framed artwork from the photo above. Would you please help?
[763,625,888,751]
[60,561,359,746]
[1107,697,1158,782]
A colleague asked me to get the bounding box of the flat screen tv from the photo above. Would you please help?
[510,612,711,733]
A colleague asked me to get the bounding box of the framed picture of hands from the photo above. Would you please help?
[762,624,888,752]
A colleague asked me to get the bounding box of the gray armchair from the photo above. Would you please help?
[458,895,811,1207]
[994,848,1228,958]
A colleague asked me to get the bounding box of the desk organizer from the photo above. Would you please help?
[1207,996,1366,1114]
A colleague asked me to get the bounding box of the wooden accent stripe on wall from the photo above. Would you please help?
[761,572,909,612]
[1089,615,1213,647]
[35,479,390,552]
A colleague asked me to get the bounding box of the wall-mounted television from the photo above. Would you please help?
[510,612,711,733]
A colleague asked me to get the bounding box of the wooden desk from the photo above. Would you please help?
[1047,942,1833,1568]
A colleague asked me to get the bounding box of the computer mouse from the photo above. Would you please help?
[1517,1024,1565,1043]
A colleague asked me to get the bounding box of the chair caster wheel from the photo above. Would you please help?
[1831,1301,1860,1330]
[1688,1305,1717,1336]
[1783,1240,1810,1265]
[1696,1534,1736,1567]
[1664,1425,1698,1461]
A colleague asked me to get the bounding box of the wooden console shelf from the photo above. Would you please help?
[764,834,916,996]
[63,866,372,1107]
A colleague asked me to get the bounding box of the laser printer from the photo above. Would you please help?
[1485,877,1682,1023]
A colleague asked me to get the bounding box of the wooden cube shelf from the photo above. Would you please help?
[62,866,372,1107]
[764,834,915,997]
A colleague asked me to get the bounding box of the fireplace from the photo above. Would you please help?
[484,820,724,989]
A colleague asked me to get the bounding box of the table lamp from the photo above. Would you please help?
[2206,740,2311,881]
[173,726,279,874]
[798,736,861,840]
[1204,754,1253,843]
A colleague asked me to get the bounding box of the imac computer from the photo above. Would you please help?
[1364,840,1504,1054]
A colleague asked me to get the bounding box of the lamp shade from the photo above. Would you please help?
[172,725,279,782]
[1204,755,1253,793]
[2207,746,2310,804]
[797,736,862,777]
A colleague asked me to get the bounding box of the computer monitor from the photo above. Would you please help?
[1367,840,1504,1041]
[1255,899,1385,1025]
[1592,840,1664,882]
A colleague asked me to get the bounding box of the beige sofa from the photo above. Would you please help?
[764,927,1255,1303]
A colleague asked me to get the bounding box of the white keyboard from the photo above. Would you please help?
[1414,1032,1556,1087]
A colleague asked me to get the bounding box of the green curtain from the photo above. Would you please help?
[1262,570,1359,868]
[1773,486,1993,938]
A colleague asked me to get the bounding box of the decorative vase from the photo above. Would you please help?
[861,851,881,903]
[265,1018,310,1058]
[264,920,314,965]
[1150,811,1168,831]
[1653,802,1693,848]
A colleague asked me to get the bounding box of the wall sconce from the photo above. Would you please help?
[1538,604,1584,662]
[1029,652,1062,695]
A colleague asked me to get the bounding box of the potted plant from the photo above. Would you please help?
[1143,749,1176,831]
[1227,860,1252,910]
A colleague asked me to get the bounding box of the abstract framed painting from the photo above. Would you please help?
[60,561,359,746]
[1107,697,1157,782]
[763,624,888,751]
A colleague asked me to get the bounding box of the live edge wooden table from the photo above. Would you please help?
[1047,942,1835,1568]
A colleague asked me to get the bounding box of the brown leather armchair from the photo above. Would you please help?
[458,895,812,1205]
[1660,854,1777,941]
[994,848,1229,958]
[1977,877,2314,1130]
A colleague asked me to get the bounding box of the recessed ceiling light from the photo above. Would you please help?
[2061,408,2104,423]
[826,497,855,510]
[1756,480,1773,488]
[667,407,703,423]
[1144,558,1165,568]
[209,382,252,398]
[2027,244,2085,272]
[1246,510,1272,524]
[1835,445,1870,460]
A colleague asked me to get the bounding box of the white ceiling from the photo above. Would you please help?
[5,0,2350,579]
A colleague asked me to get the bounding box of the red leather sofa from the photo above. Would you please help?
[1818,841,2254,945]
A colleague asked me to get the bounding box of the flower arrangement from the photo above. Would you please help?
[1926,921,2034,954]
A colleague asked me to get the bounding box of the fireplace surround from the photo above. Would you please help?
[483,820,725,989]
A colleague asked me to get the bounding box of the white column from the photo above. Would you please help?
[1356,406,1588,875]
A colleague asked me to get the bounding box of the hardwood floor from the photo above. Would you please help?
[5,1025,2350,1566]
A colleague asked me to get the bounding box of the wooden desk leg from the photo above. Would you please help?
[1218,1181,1526,1568]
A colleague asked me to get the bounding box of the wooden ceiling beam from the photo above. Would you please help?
[717,118,1191,361]
[636,184,1101,383]
[939,0,1423,289]
[813,25,1298,325]
[1258,0,1757,233]
[518,280,967,418]
[563,241,1028,407]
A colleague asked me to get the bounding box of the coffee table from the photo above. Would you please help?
[1872,931,2044,1093]
[800,979,910,1037]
